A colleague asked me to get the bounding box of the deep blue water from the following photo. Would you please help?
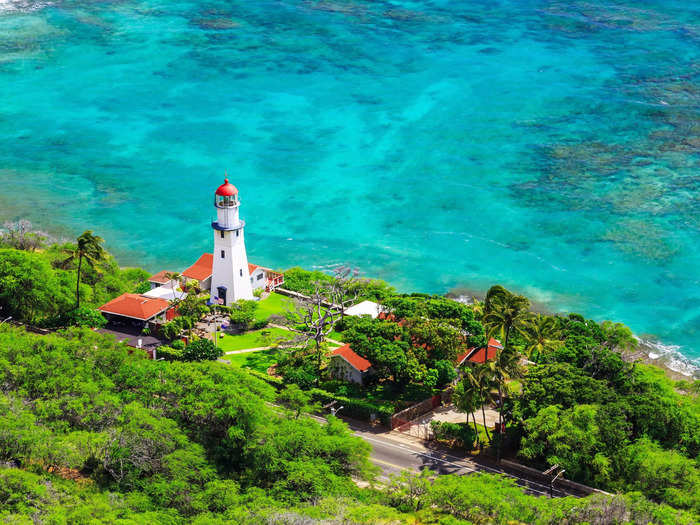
[0,0,698,370]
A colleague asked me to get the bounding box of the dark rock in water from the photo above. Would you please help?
[478,47,500,54]
[194,18,240,30]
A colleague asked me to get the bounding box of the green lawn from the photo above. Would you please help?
[328,330,345,342]
[227,348,284,373]
[255,293,295,322]
[217,326,292,352]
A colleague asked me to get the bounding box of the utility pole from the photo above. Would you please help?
[543,464,565,498]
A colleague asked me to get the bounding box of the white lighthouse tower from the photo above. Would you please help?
[210,178,254,305]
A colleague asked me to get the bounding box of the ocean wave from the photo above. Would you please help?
[0,0,52,13]
[636,337,700,378]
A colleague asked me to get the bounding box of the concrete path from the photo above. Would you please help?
[224,346,273,355]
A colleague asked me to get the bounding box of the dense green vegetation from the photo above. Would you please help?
[0,225,148,326]
[2,228,699,522]
[509,313,700,512]
[1,326,697,524]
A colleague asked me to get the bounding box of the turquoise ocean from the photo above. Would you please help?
[0,0,698,372]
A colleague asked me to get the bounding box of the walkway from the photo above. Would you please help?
[224,345,273,355]
[396,404,499,440]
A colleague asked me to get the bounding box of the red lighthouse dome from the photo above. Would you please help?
[215,178,238,196]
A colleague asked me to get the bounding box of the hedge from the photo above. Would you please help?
[246,369,284,389]
[308,388,393,426]
[243,370,393,426]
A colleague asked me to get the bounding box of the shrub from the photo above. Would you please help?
[156,345,184,361]
[229,300,258,328]
[182,338,223,362]
[430,421,476,449]
[251,318,269,330]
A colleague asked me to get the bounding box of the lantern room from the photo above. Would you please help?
[215,178,239,207]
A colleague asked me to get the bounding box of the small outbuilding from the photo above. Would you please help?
[148,270,176,289]
[344,300,383,319]
[330,343,373,385]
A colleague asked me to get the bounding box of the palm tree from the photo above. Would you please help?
[483,287,531,351]
[487,346,522,461]
[453,378,482,446]
[462,363,494,444]
[165,272,182,301]
[61,231,106,309]
[523,314,564,363]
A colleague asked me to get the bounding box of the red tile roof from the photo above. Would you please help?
[488,337,503,350]
[99,293,170,320]
[456,338,503,365]
[182,253,213,281]
[148,270,173,284]
[248,263,265,274]
[332,344,372,372]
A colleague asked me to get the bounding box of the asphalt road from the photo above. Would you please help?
[348,425,576,498]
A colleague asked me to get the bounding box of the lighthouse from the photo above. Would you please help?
[210,178,253,305]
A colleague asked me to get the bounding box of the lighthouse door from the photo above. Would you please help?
[217,286,227,305]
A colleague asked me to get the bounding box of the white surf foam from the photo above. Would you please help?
[0,0,52,13]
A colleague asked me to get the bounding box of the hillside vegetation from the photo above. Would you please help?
[0,326,697,524]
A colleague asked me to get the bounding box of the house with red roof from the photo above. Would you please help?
[330,343,373,384]
[455,337,503,367]
[98,293,172,325]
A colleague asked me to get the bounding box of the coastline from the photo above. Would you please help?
[447,287,700,381]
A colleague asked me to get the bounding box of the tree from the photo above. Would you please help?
[287,281,341,384]
[405,317,465,364]
[277,384,317,419]
[165,271,182,301]
[61,231,106,309]
[453,378,483,444]
[461,363,494,443]
[483,286,531,351]
[1,220,48,251]
[182,338,222,361]
[0,249,66,323]
[523,314,564,363]
[65,306,107,328]
[228,299,257,328]
[600,320,638,351]
[519,404,612,486]
[487,345,522,460]
[329,265,359,321]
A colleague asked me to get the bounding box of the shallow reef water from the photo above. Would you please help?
[0,0,698,370]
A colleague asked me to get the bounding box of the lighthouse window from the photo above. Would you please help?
[220,231,224,239]
[236,230,239,237]
[220,250,225,259]
[239,269,243,277]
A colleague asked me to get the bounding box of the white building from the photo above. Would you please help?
[208,178,254,306]
[179,178,284,305]
[344,300,383,319]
